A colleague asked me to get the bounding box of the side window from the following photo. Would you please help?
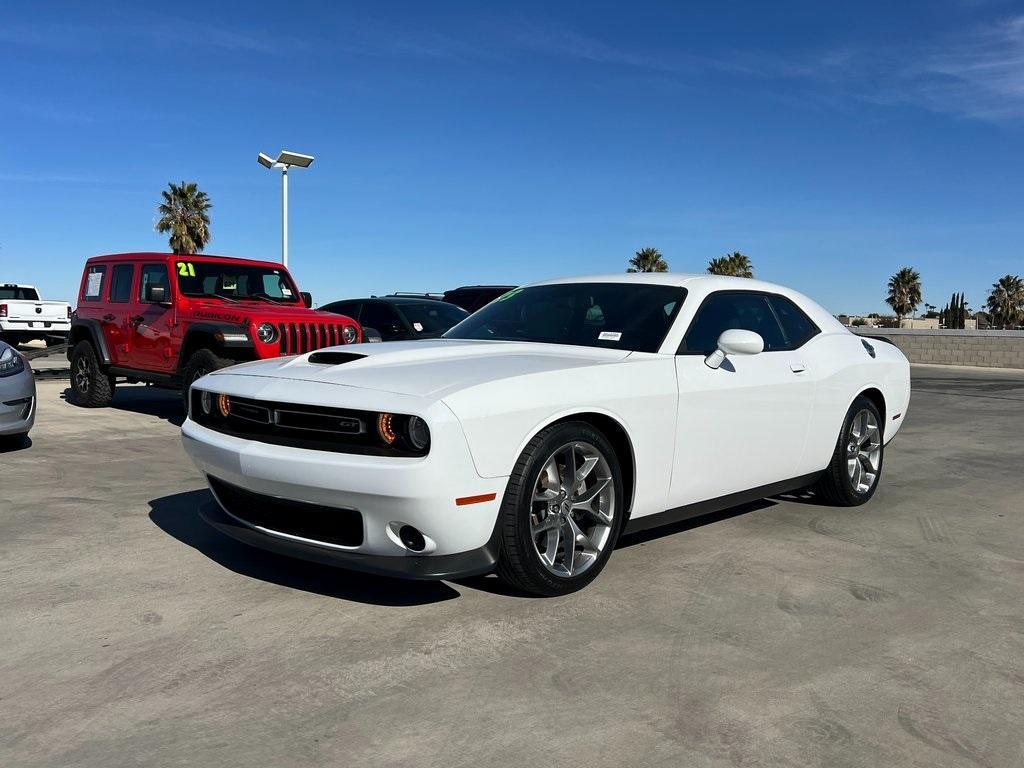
[680,292,787,354]
[768,295,820,349]
[82,265,107,302]
[361,302,401,331]
[139,264,171,303]
[109,264,135,303]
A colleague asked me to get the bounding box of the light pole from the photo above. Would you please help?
[257,150,315,268]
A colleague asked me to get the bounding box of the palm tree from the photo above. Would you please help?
[627,247,668,273]
[885,267,922,324]
[155,181,212,254]
[707,252,754,278]
[987,274,1024,329]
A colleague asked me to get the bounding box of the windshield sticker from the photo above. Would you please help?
[222,277,238,291]
[494,287,523,302]
[598,331,622,342]
[413,322,424,332]
[176,262,197,277]
[85,271,103,298]
[281,287,292,297]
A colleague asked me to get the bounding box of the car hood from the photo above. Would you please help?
[186,299,357,323]
[206,339,632,400]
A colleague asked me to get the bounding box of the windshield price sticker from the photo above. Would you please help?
[598,331,622,342]
[176,262,197,277]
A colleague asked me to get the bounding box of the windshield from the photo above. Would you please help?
[397,302,469,333]
[0,286,40,300]
[175,260,300,303]
[444,283,686,352]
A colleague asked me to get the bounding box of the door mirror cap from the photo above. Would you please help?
[300,292,313,308]
[146,285,167,303]
[705,329,764,369]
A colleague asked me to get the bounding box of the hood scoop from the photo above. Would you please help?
[307,351,367,366]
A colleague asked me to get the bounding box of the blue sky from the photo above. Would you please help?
[1,0,1022,314]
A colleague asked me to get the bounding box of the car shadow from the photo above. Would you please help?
[458,498,780,598]
[61,385,186,427]
[0,434,32,453]
[148,489,460,606]
[772,488,828,506]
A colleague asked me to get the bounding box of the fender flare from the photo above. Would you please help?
[69,318,112,366]
[179,322,253,368]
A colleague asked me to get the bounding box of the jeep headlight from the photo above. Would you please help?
[0,345,25,377]
[342,325,358,344]
[256,322,278,343]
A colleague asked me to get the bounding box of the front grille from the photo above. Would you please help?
[278,322,351,355]
[209,476,363,547]
[190,391,428,457]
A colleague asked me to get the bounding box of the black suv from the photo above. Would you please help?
[319,296,469,342]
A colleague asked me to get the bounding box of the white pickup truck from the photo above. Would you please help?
[0,284,71,347]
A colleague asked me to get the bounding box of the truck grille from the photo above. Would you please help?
[208,476,363,547]
[278,322,351,355]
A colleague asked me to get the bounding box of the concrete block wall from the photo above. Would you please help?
[850,328,1024,369]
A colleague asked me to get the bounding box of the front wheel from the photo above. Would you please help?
[815,395,884,506]
[70,340,114,408]
[496,422,625,596]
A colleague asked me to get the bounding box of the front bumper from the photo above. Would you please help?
[199,497,500,579]
[180,382,508,577]
[0,369,35,436]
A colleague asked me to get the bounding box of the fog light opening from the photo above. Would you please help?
[398,525,426,552]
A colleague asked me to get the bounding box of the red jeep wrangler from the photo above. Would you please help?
[68,253,361,408]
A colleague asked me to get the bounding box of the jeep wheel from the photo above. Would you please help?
[182,349,231,412]
[70,340,114,408]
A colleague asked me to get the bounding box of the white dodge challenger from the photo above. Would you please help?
[182,274,910,595]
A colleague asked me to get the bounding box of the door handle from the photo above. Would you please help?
[102,314,116,322]
[130,315,145,327]
[790,362,806,374]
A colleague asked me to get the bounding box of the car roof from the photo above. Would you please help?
[328,296,466,307]
[84,252,289,270]
[530,272,794,292]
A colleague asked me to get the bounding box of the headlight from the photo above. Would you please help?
[377,412,397,444]
[200,390,213,415]
[256,322,277,343]
[0,346,25,377]
[342,325,358,344]
[407,416,430,451]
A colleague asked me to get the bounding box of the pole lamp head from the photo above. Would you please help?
[257,152,274,169]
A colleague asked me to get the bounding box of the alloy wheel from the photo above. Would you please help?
[529,441,616,578]
[74,356,91,393]
[846,409,882,494]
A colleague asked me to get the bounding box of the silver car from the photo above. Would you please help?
[0,341,35,446]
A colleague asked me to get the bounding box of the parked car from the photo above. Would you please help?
[182,274,910,596]
[68,252,361,409]
[0,284,71,347]
[0,340,35,448]
[441,285,516,313]
[320,296,469,341]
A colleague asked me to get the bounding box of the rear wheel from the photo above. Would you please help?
[496,422,624,596]
[70,340,114,408]
[181,348,231,412]
[815,395,884,506]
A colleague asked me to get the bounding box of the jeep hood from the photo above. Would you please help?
[206,339,631,400]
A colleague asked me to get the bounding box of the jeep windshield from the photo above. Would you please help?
[176,261,301,303]
[443,283,687,353]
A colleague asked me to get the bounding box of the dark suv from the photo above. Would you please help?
[319,296,468,341]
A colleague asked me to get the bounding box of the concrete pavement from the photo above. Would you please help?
[2,366,1023,767]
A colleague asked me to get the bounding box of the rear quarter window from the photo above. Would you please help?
[82,265,107,301]
[768,295,820,349]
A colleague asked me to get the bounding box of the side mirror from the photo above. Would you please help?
[147,285,167,303]
[300,292,313,308]
[705,329,763,369]
[362,326,384,343]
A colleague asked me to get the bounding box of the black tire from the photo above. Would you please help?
[496,421,625,596]
[181,348,231,411]
[815,395,884,506]
[69,340,114,408]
